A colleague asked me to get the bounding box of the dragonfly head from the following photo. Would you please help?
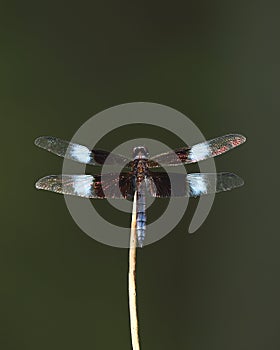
[133,146,149,160]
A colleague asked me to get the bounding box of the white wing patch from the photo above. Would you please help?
[69,144,91,164]
[189,142,211,162]
[72,175,93,197]
[188,174,208,197]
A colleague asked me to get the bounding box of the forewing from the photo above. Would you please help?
[35,136,130,166]
[35,173,135,199]
[186,134,246,164]
[148,134,246,167]
[146,172,244,198]
[148,147,190,168]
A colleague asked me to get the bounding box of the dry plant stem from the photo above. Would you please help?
[128,192,140,350]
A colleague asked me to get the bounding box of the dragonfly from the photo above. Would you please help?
[35,134,246,247]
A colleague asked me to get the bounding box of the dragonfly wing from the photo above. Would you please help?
[35,136,130,166]
[146,172,244,197]
[35,175,98,198]
[148,134,246,167]
[35,173,135,199]
[186,172,244,197]
[186,134,246,164]
[145,172,184,197]
[148,147,190,167]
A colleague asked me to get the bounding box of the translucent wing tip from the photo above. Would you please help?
[224,172,244,187]
[35,175,55,190]
[217,172,245,193]
[34,136,55,148]
[35,175,65,195]
[35,179,43,190]
[187,172,245,198]
[35,180,41,190]
[228,134,247,146]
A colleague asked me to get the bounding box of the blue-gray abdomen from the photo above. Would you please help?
[136,186,146,247]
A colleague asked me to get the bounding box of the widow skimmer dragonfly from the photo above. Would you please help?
[35,134,246,247]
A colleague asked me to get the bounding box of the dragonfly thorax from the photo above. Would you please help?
[133,159,148,179]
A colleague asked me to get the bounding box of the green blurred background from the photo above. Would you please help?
[1,1,279,349]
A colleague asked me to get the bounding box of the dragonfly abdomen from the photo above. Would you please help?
[136,186,146,248]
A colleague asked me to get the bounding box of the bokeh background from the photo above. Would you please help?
[1,1,279,349]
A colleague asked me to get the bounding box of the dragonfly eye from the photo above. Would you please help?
[133,146,149,159]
